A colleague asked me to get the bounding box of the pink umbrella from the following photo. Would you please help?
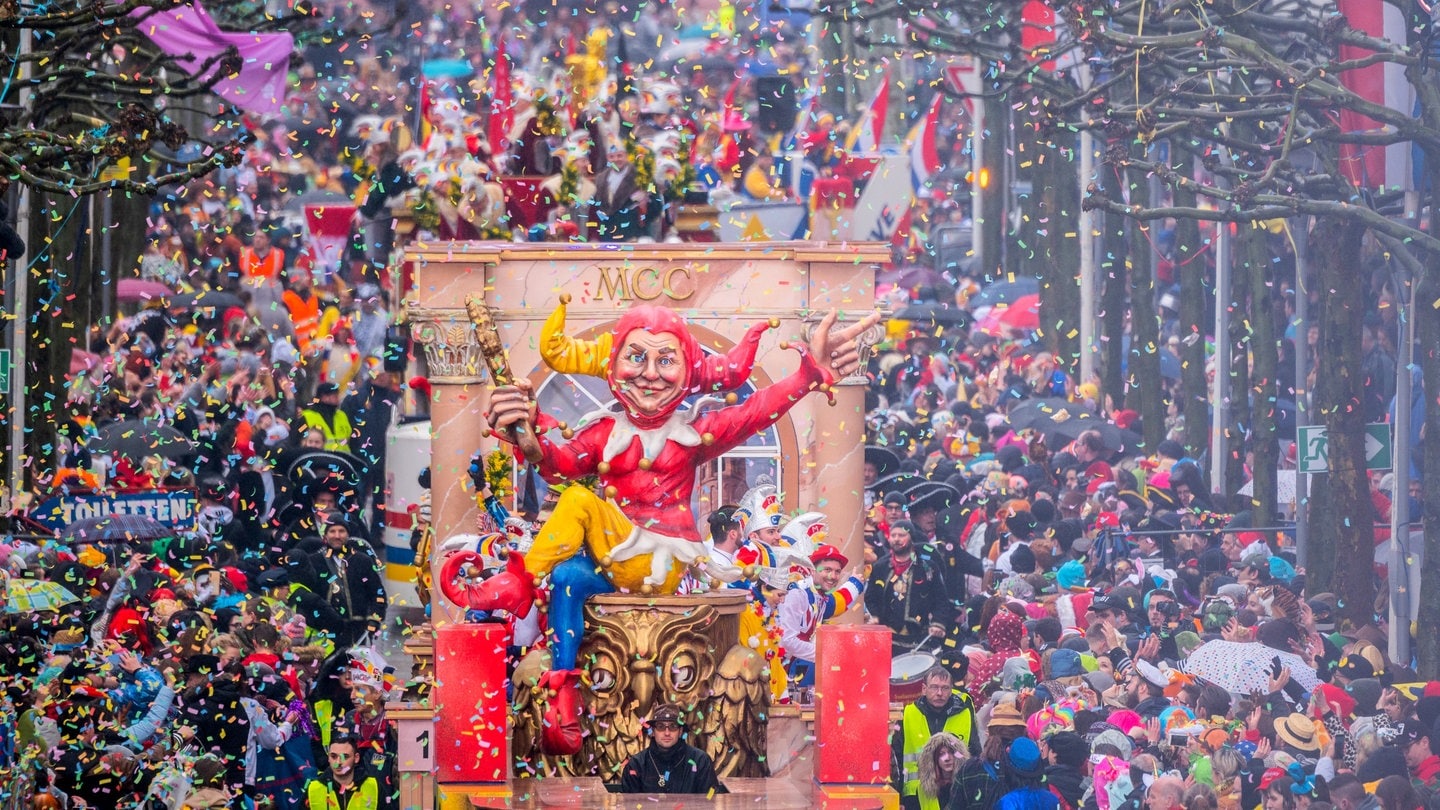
[116,278,172,303]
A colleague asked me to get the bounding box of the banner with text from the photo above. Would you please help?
[32,490,199,532]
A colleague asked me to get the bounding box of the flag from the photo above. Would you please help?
[783,78,822,152]
[1020,0,1060,72]
[489,35,513,159]
[131,2,293,116]
[845,69,891,154]
[1335,0,1416,191]
[304,205,357,282]
[907,94,943,193]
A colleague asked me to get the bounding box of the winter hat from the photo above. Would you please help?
[1092,729,1134,761]
[1347,678,1383,716]
[1005,737,1045,779]
[1047,731,1090,768]
[1356,744,1409,783]
[1001,656,1036,691]
[1049,649,1086,679]
[1056,559,1087,591]
[1083,670,1116,694]
[1335,654,1376,682]
[1009,543,1037,575]
[1315,683,1357,721]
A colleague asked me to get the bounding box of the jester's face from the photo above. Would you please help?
[611,328,688,416]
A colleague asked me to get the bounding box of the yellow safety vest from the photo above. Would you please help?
[306,776,377,810]
[901,699,976,808]
[301,407,353,453]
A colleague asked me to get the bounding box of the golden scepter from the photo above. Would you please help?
[466,295,544,464]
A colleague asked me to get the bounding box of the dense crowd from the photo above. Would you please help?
[0,1,1429,808]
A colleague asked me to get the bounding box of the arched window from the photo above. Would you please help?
[531,360,780,518]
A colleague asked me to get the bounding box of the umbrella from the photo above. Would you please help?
[93,420,195,461]
[116,278,172,303]
[1238,470,1298,507]
[1047,418,1144,456]
[285,449,364,490]
[894,303,971,336]
[1181,639,1321,695]
[1005,398,1096,431]
[61,514,173,545]
[995,294,1041,331]
[878,265,953,295]
[970,277,1039,309]
[168,289,244,311]
[6,579,81,614]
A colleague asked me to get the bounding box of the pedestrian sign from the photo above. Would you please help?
[1297,423,1391,474]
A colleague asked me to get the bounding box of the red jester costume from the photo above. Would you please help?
[456,298,869,755]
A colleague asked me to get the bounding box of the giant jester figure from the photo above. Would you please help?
[458,296,878,755]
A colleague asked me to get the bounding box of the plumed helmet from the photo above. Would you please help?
[735,484,782,538]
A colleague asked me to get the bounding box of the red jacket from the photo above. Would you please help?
[527,349,829,542]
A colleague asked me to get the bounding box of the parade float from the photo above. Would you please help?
[390,241,900,808]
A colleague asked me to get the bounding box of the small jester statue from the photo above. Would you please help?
[460,296,878,754]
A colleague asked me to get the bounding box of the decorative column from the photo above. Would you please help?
[802,312,884,622]
[408,305,493,626]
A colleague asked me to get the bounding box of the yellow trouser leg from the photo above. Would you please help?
[524,487,635,578]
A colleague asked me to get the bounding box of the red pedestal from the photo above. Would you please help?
[814,625,892,785]
[433,623,510,783]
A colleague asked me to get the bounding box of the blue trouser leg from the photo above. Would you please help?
[548,554,614,670]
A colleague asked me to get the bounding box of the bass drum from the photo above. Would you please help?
[890,652,937,704]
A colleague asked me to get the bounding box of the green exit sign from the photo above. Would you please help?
[0,348,9,391]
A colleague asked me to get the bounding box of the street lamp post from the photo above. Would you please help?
[1389,264,1415,666]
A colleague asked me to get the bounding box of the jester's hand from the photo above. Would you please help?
[487,379,539,443]
[808,309,882,381]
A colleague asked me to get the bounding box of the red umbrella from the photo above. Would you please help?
[117,278,172,303]
[996,293,1041,331]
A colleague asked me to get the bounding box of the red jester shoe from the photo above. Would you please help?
[537,669,584,755]
[438,550,536,618]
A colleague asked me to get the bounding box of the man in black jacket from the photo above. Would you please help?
[1041,731,1089,808]
[866,521,951,656]
[618,704,722,794]
[313,512,386,647]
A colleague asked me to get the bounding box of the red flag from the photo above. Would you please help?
[1335,0,1415,190]
[489,35,513,159]
[304,205,357,282]
[1021,0,1059,72]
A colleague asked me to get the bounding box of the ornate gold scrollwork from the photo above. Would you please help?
[510,592,769,780]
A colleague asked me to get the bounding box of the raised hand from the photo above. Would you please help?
[486,378,537,435]
[808,309,882,380]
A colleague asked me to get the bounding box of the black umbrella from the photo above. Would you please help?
[285,450,364,490]
[1046,418,1144,456]
[1005,398,1096,431]
[168,289,244,311]
[894,303,971,338]
[61,514,173,545]
[93,420,195,461]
